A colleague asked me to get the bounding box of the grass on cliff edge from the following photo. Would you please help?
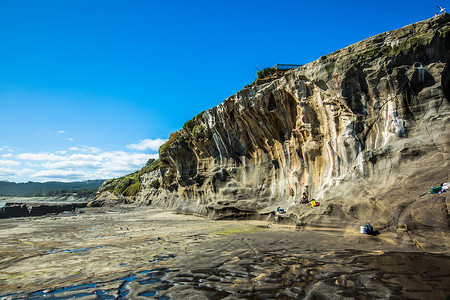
[139,159,163,176]
[183,111,205,139]
[112,171,140,197]
[115,158,167,197]
[158,131,179,156]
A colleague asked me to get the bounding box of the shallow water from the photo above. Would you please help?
[3,261,175,299]
[3,251,449,299]
[158,250,449,299]
[7,269,172,299]
[1,207,448,299]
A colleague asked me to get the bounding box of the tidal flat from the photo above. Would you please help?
[0,206,449,299]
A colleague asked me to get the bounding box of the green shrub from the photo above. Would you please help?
[192,124,203,139]
[183,118,195,129]
[256,67,275,80]
[122,181,140,196]
[184,112,205,135]
[113,172,139,195]
[256,70,263,79]
[195,111,205,121]
[99,178,121,193]
[113,177,133,195]
[139,159,163,175]
[159,131,179,155]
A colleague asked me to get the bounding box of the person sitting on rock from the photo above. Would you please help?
[301,192,308,204]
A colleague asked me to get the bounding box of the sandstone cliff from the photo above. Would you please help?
[94,14,449,246]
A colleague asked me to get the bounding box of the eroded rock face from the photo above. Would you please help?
[98,15,450,232]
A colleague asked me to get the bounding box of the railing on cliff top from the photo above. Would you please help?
[273,64,303,70]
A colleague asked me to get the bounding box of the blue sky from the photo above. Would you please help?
[0,0,445,182]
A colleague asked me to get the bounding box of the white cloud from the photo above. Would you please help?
[0,146,15,153]
[74,146,102,153]
[57,130,66,134]
[43,160,102,170]
[7,144,160,181]
[126,138,167,151]
[2,153,13,157]
[30,170,86,181]
[94,153,159,178]
[69,154,99,161]
[0,167,36,177]
[68,138,74,141]
[34,150,156,179]
[69,146,101,153]
[26,162,41,167]
[0,160,21,166]
[18,168,34,175]
[16,153,67,161]
[88,147,101,153]
[100,152,152,167]
[0,167,18,176]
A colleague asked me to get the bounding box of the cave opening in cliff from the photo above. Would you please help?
[268,93,277,111]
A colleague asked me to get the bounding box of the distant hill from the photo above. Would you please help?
[0,180,105,196]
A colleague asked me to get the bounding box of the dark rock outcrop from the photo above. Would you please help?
[96,15,450,240]
[0,202,87,218]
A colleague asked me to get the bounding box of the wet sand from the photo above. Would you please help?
[0,206,449,299]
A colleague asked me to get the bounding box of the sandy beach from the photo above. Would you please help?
[0,206,449,299]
